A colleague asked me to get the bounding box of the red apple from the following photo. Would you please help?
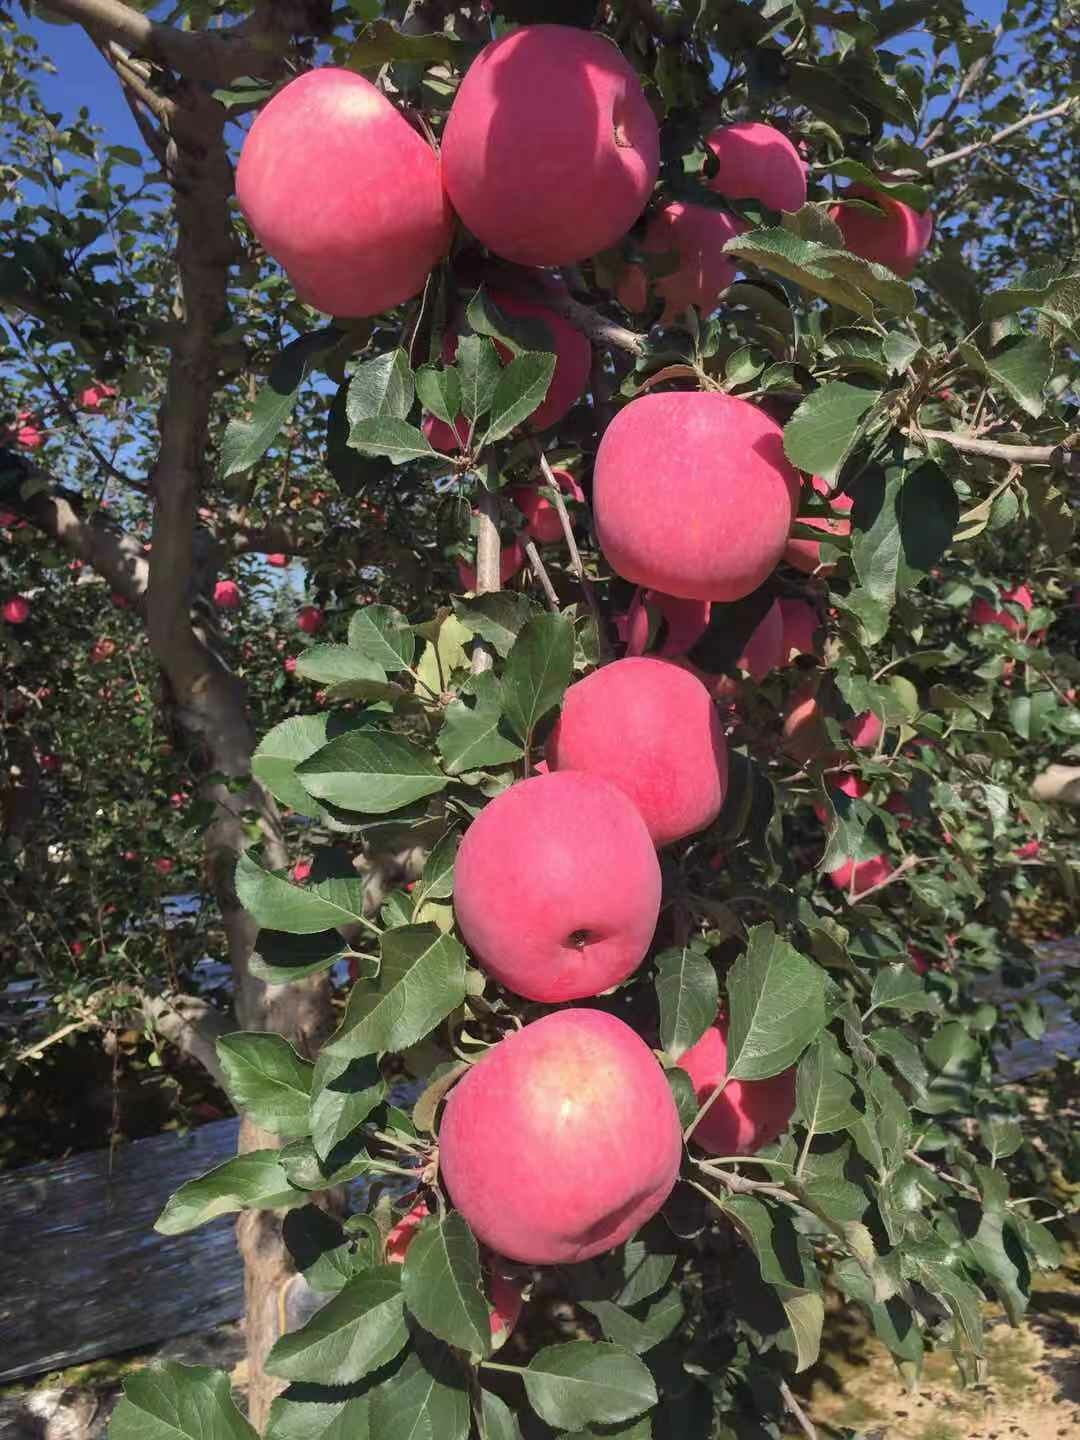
[510,467,583,545]
[547,657,728,847]
[617,202,749,318]
[442,25,659,266]
[283,656,297,674]
[969,584,1034,637]
[267,553,287,568]
[214,580,241,610]
[778,598,821,660]
[784,475,852,574]
[90,638,117,663]
[593,392,799,602]
[79,383,117,410]
[1014,839,1041,860]
[236,69,453,316]
[297,604,324,635]
[908,945,930,976]
[704,122,808,213]
[737,599,785,680]
[828,853,893,897]
[154,857,175,875]
[845,710,882,751]
[620,589,711,659]
[425,293,592,451]
[813,771,869,824]
[438,1009,682,1263]
[39,753,62,774]
[679,1015,796,1156]
[829,184,933,278]
[291,858,313,883]
[453,770,661,1001]
[782,687,830,766]
[385,1199,430,1263]
[2,596,30,625]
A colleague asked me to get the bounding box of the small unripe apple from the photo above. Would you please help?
[617,202,748,319]
[593,392,799,602]
[453,770,661,1001]
[620,589,711,659]
[425,293,592,451]
[214,580,241,611]
[236,69,453,316]
[704,122,808,213]
[829,184,933,278]
[679,1015,797,1156]
[828,853,893,896]
[442,25,660,266]
[438,1008,682,1264]
[547,657,728,846]
[2,596,30,625]
[510,467,583,545]
[297,605,324,635]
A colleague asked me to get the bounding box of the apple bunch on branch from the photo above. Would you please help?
[106,10,1080,1440]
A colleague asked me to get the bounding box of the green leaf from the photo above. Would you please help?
[502,612,575,743]
[655,944,719,1061]
[456,335,503,422]
[413,828,459,908]
[666,1066,698,1130]
[725,228,915,319]
[235,852,371,935]
[453,592,542,657]
[522,1343,657,1431]
[250,929,352,985]
[283,1205,379,1296]
[110,1363,257,1440]
[347,18,463,71]
[438,671,525,775]
[310,1052,387,1164]
[401,1212,492,1356]
[265,1387,370,1440]
[155,1151,303,1235]
[869,963,937,1015]
[795,1034,860,1135]
[416,364,462,427]
[326,924,467,1061]
[799,1175,869,1225]
[982,337,1052,418]
[295,646,386,687]
[906,1252,983,1352]
[217,1033,314,1138]
[477,1392,521,1440]
[221,330,339,478]
[783,382,881,483]
[366,1340,471,1440]
[348,417,436,464]
[466,287,557,355]
[816,160,928,209]
[869,1026,928,1093]
[851,460,958,607]
[346,349,414,427]
[579,1289,686,1354]
[780,1289,825,1374]
[1008,691,1058,741]
[482,351,557,443]
[982,1114,1023,1163]
[725,924,826,1081]
[297,730,447,814]
[253,715,341,819]
[266,1268,408,1385]
[982,266,1080,321]
[347,605,416,672]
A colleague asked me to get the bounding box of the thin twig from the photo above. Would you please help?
[913,427,1080,477]
[535,446,611,660]
[928,97,1077,171]
[844,853,924,904]
[780,1381,818,1440]
[471,473,501,675]
[921,22,1002,150]
[523,537,559,611]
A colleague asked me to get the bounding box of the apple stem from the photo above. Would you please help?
[535,444,611,661]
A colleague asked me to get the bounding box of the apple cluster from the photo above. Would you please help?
[234,25,937,1271]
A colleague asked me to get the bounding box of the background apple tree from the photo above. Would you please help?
[1,0,1078,1438]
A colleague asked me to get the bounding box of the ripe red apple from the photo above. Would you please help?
[907,945,930,976]
[844,710,882,751]
[884,792,912,829]
[154,857,175,875]
[9,411,43,449]
[214,579,241,611]
[547,657,728,847]
[593,392,799,602]
[510,467,584,545]
[39,753,62,774]
[620,588,711,658]
[297,604,324,635]
[813,770,868,824]
[90,638,117,663]
[425,293,592,451]
[828,853,893,897]
[385,1199,429,1263]
[457,538,526,593]
[829,184,933,278]
[679,1016,796,1156]
[283,656,297,674]
[737,599,784,680]
[453,770,661,1001]
[236,69,453,316]
[2,596,30,625]
[442,25,660,266]
[969,584,1034,637]
[782,687,830,766]
[784,475,852,574]
[778,598,820,660]
[616,202,749,318]
[704,122,808,213]
[291,859,313,883]
[1015,839,1041,860]
[267,553,287,568]
[439,1009,682,1264]
[79,383,116,410]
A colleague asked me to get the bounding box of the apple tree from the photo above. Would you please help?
[1,0,1078,1437]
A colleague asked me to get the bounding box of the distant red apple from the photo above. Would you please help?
[90,638,117,663]
[70,940,85,958]
[813,771,868,824]
[283,656,297,674]
[79,383,117,410]
[737,599,785,680]
[292,859,313,883]
[39,753,62,774]
[845,710,883,750]
[969,584,1035,638]
[154,858,174,875]
[784,475,852,574]
[3,596,30,625]
[214,580,241,610]
[267,553,287,568]
[509,467,583,545]
[617,201,749,318]
[297,604,324,635]
[1014,839,1041,860]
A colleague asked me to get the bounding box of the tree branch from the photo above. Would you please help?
[914,427,1080,477]
[141,992,232,1091]
[471,478,501,675]
[921,22,1002,151]
[927,97,1078,171]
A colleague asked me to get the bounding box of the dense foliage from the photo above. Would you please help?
[1,0,1079,1437]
